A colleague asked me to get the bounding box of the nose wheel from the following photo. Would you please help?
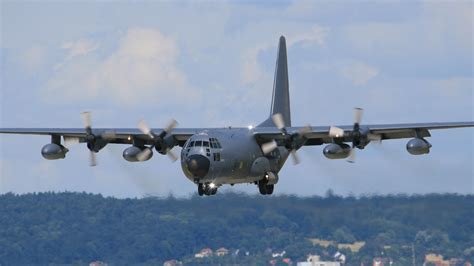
[198,183,218,196]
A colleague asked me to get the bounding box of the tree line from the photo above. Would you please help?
[0,191,472,265]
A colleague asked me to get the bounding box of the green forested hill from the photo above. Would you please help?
[0,192,473,265]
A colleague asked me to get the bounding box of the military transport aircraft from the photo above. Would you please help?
[1,36,473,196]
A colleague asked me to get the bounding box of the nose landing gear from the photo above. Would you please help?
[198,183,218,196]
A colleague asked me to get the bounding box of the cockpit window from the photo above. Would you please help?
[209,138,222,149]
[188,141,195,148]
[203,141,210,147]
[195,141,203,147]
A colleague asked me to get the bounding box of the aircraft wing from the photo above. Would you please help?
[0,128,199,146]
[253,121,474,146]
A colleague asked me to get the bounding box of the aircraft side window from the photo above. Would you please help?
[211,138,219,149]
[215,139,222,149]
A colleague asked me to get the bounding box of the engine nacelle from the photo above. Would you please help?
[406,138,431,155]
[123,146,153,162]
[41,143,68,160]
[323,143,351,159]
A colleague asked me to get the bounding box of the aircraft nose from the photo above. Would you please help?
[186,154,210,178]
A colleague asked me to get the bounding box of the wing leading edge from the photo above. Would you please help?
[0,128,201,146]
[253,121,474,145]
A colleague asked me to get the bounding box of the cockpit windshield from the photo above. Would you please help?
[209,138,222,148]
[186,138,222,148]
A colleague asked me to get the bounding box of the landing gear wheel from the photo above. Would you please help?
[198,184,204,196]
[258,181,274,195]
[265,184,274,195]
[201,183,218,196]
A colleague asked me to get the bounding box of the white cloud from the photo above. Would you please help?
[45,28,198,106]
[287,25,328,47]
[240,47,266,85]
[340,62,379,85]
[61,38,100,61]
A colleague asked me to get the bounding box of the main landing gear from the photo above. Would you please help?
[198,183,218,196]
[258,180,274,195]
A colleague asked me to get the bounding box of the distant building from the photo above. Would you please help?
[424,254,450,266]
[373,257,393,266]
[448,258,464,265]
[89,261,108,266]
[163,259,182,266]
[282,257,292,265]
[373,257,383,266]
[297,254,341,266]
[216,247,229,256]
[334,252,346,264]
[195,248,213,258]
[273,250,287,258]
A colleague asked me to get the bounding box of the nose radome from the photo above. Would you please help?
[186,154,210,178]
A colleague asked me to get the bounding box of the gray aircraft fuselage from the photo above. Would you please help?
[180,128,289,185]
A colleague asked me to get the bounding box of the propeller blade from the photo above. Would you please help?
[354,107,363,125]
[64,136,80,147]
[347,149,356,163]
[137,148,152,162]
[81,111,92,134]
[164,119,178,134]
[290,150,300,165]
[298,125,312,136]
[272,113,285,130]
[329,126,344,138]
[138,120,154,139]
[261,140,278,155]
[368,133,382,143]
[89,151,97,167]
[166,148,178,162]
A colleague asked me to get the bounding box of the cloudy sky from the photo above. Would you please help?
[1,1,472,198]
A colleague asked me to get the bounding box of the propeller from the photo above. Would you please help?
[346,108,381,163]
[137,119,179,162]
[272,113,286,132]
[261,140,278,155]
[63,136,80,147]
[261,113,311,165]
[80,112,116,166]
[81,112,98,166]
[329,126,344,138]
